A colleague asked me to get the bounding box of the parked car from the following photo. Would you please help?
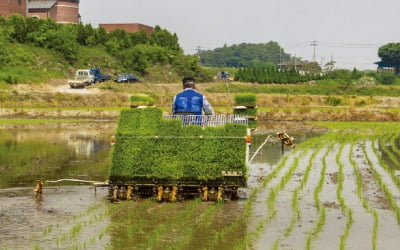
[115,73,138,83]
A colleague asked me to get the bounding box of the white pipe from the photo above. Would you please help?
[248,135,271,165]
[45,179,108,185]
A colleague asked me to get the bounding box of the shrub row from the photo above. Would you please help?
[110,108,248,182]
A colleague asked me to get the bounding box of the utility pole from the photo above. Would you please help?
[310,40,318,62]
[196,46,202,59]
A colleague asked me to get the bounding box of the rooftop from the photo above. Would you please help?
[28,0,57,10]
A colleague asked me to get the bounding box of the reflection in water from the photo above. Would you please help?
[247,132,318,188]
[0,122,116,188]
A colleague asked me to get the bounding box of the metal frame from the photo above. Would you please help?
[164,115,248,127]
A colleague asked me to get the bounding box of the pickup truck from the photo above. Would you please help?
[68,69,95,88]
[90,68,111,83]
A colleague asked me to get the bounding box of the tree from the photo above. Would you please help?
[7,14,27,43]
[198,41,291,68]
[150,25,182,55]
[42,26,78,62]
[378,43,400,74]
[0,28,11,68]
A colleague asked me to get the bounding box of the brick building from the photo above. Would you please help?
[27,0,80,24]
[0,0,80,24]
[0,0,27,17]
[99,23,154,34]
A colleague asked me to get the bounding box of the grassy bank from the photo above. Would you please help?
[1,82,400,122]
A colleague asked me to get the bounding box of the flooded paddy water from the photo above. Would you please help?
[1,121,400,249]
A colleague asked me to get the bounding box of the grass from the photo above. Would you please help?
[0,43,66,84]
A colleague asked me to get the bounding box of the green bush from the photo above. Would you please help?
[110,108,248,182]
[376,73,396,85]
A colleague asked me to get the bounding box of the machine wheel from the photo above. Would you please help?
[223,189,232,202]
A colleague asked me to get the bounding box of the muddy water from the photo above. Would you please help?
[0,122,116,188]
[0,122,115,249]
[0,122,316,249]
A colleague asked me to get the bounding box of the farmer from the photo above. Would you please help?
[172,77,214,116]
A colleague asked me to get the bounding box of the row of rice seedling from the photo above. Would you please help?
[376,134,400,189]
[135,202,204,250]
[335,143,354,250]
[247,136,323,249]
[107,198,250,250]
[248,123,400,250]
[349,142,379,250]
[366,139,400,224]
[244,152,294,245]
[390,133,400,156]
[380,133,400,167]
[281,143,325,242]
[30,200,110,250]
[306,144,332,250]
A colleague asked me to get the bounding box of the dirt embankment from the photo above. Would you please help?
[1,82,400,122]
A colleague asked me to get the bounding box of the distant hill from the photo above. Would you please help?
[198,41,292,68]
[0,14,212,84]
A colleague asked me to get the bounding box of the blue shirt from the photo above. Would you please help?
[172,88,213,115]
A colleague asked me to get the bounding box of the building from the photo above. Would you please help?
[374,61,395,74]
[27,0,80,24]
[0,0,80,24]
[0,0,27,17]
[99,23,154,34]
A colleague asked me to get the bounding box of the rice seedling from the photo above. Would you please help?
[349,142,379,250]
[362,140,400,225]
[42,225,53,237]
[70,223,83,240]
[282,144,324,240]
[305,206,326,250]
[378,134,400,168]
[389,134,400,156]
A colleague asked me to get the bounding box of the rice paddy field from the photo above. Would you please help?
[1,121,400,250]
[248,122,400,250]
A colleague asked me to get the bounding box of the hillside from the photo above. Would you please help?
[0,15,212,85]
